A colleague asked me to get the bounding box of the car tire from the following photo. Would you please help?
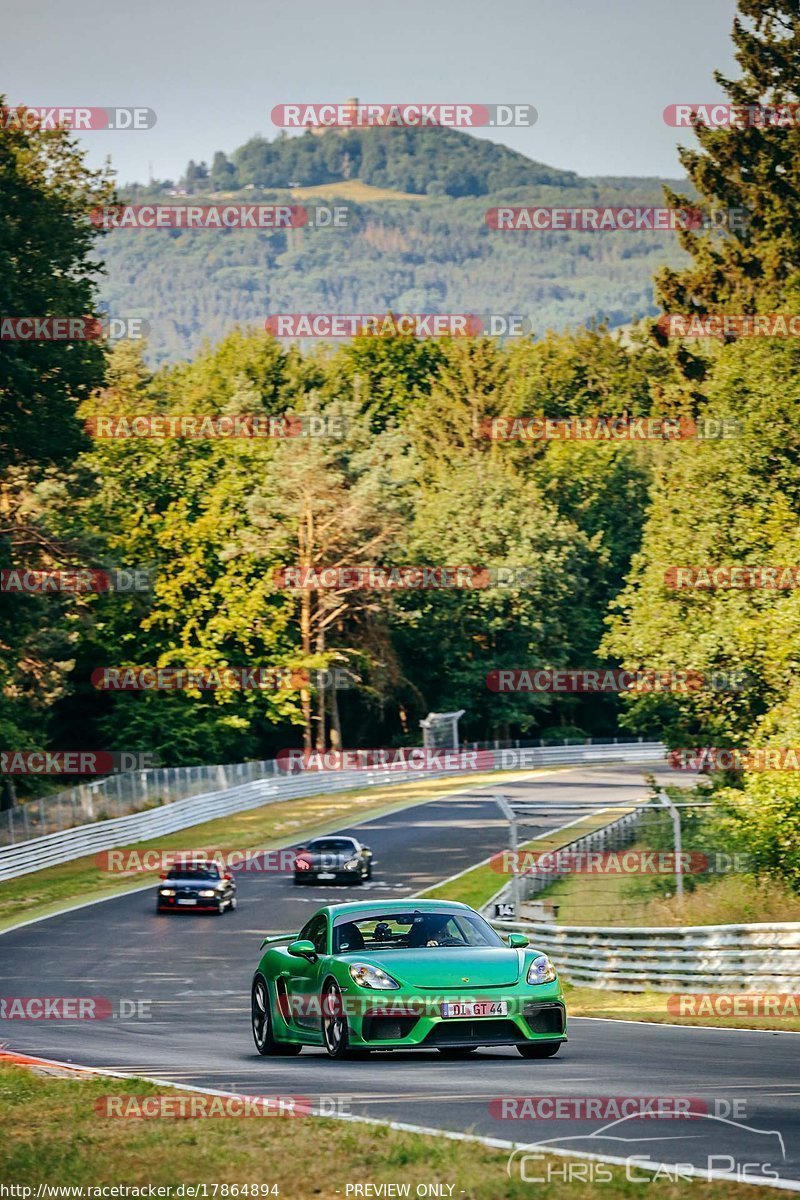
[437,1047,478,1057]
[216,901,226,914]
[321,979,368,1059]
[229,896,238,911]
[293,874,305,886]
[516,1041,562,1059]
[251,977,302,1057]
[366,863,373,880]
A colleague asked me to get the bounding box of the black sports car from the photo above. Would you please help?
[293,836,373,885]
[156,861,237,914]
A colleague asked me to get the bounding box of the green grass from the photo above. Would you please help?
[421,808,636,909]
[529,840,800,928]
[0,1062,785,1197]
[563,982,800,1032]
[1,767,554,932]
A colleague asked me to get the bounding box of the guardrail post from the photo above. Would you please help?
[494,794,521,915]
[658,791,684,900]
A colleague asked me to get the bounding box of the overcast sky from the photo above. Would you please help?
[2,0,739,185]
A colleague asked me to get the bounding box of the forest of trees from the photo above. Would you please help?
[114,122,689,366]
[169,126,584,198]
[105,171,688,365]
[2,0,800,887]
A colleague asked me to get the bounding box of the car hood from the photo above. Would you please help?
[359,948,522,988]
[161,879,221,891]
[303,850,354,867]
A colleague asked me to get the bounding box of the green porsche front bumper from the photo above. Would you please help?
[269,979,566,1049]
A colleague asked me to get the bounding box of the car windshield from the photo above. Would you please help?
[167,866,220,880]
[308,838,356,852]
[332,910,504,953]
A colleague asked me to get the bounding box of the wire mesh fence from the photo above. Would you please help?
[0,760,278,846]
[0,735,654,847]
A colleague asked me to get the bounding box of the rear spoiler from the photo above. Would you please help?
[260,932,296,950]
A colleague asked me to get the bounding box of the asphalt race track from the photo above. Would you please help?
[2,763,798,1188]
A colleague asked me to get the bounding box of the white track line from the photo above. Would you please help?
[3,1050,798,1193]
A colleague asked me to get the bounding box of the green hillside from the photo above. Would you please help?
[102,127,689,362]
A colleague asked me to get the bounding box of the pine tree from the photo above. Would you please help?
[657,0,800,315]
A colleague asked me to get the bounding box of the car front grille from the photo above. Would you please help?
[427,1020,520,1045]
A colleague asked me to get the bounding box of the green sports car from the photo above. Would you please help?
[250,899,566,1059]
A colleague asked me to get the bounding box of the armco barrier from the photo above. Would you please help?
[0,741,664,882]
[0,736,660,844]
[484,800,800,992]
[492,917,800,993]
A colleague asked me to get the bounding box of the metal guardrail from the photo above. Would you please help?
[0,741,665,882]
[484,804,800,992]
[0,735,659,846]
[0,759,277,845]
[493,917,800,992]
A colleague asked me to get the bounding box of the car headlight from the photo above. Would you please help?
[348,963,400,990]
[159,888,175,896]
[198,889,217,898]
[527,954,557,985]
[344,858,360,871]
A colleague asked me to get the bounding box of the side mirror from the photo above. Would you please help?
[224,873,233,882]
[508,933,529,949]
[288,939,317,961]
[363,846,372,855]
[159,871,168,880]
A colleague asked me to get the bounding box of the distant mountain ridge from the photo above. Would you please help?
[132,125,585,198]
[106,127,689,363]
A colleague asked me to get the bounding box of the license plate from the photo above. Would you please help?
[317,872,335,880]
[441,1001,508,1018]
[177,898,197,906]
